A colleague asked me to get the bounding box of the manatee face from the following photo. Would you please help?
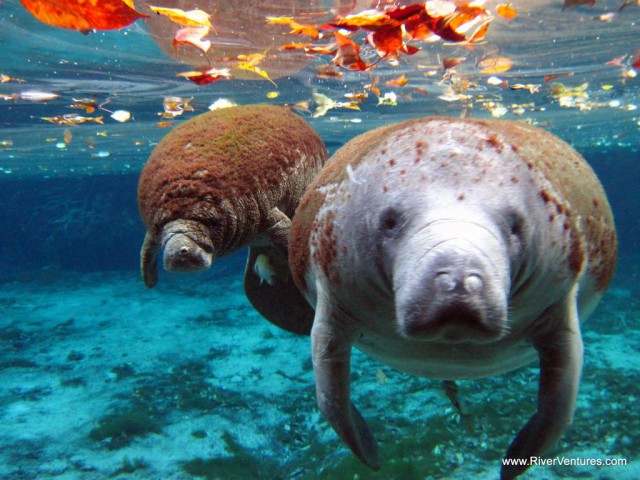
[159,220,215,274]
[387,208,514,343]
[338,143,535,344]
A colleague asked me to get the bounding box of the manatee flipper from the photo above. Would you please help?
[141,233,159,288]
[501,288,583,480]
[243,208,314,335]
[312,290,381,470]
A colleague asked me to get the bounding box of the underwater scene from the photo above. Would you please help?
[1,0,639,479]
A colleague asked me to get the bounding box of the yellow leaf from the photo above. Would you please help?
[149,6,212,27]
[233,63,276,86]
[479,57,513,74]
[236,53,267,66]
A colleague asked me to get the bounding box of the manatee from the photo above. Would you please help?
[138,104,328,335]
[288,117,617,478]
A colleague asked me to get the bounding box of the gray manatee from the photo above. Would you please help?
[138,104,328,335]
[289,117,617,478]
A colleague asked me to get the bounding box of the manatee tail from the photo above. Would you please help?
[141,232,159,288]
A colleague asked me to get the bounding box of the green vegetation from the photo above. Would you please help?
[181,431,280,479]
[110,457,149,476]
[89,408,161,450]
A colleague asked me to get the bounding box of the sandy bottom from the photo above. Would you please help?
[1,253,638,480]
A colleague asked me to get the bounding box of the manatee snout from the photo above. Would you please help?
[396,235,510,343]
[162,233,213,273]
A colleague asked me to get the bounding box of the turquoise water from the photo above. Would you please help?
[0,1,638,479]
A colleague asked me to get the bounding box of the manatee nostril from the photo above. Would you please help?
[464,274,483,293]
[435,272,456,292]
[179,246,189,256]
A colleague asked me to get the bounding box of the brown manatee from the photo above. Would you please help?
[289,117,617,477]
[138,104,328,335]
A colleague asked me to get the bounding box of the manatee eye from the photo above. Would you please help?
[379,207,404,238]
[508,212,525,239]
[505,211,526,256]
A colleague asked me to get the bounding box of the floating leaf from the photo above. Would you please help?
[312,92,359,118]
[544,72,574,82]
[332,32,368,71]
[71,98,97,113]
[496,3,517,20]
[562,0,596,10]
[365,76,381,97]
[479,57,513,74]
[173,25,211,54]
[162,96,193,118]
[367,26,418,62]
[595,12,616,22]
[315,65,343,78]
[63,128,72,144]
[266,16,319,40]
[329,9,393,31]
[18,90,59,102]
[443,57,466,69]
[487,76,507,86]
[177,68,231,85]
[509,83,540,93]
[149,6,212,27]
[344,91,368,102]
[41,114,104,125]
[208,98,237,111]
[266,91,279,99]
[19,0,147,31]
[110,110,131,122]
[377,92,397,106]
[386,75,409,87]
[233,63,276,86]
[279,42,314,51]
[1,74,26,83]
[605,54,627,67]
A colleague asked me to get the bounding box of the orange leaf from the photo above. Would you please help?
[278,42,314,51]
[496,4,517,20]
[386,75,409,87]
[367,26,417,60]
[479,57,513,74]
[443,57,466,69]
[329,9,394,31]
[173,26,211,54]
[332,32,368,71]
[266,16,319,40]
[365,76,381,97]
[19,0,146,31]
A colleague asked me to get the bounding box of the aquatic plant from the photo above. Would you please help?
[60,376,86,388]
[110,363,137,380]
[109,456,149,477]
[89,408,161,450]
[181,431,281,480]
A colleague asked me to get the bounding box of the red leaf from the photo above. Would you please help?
[19,0,146,31]
[332,32,368,71]
[172,26,211,54]
[368,27,404,59]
